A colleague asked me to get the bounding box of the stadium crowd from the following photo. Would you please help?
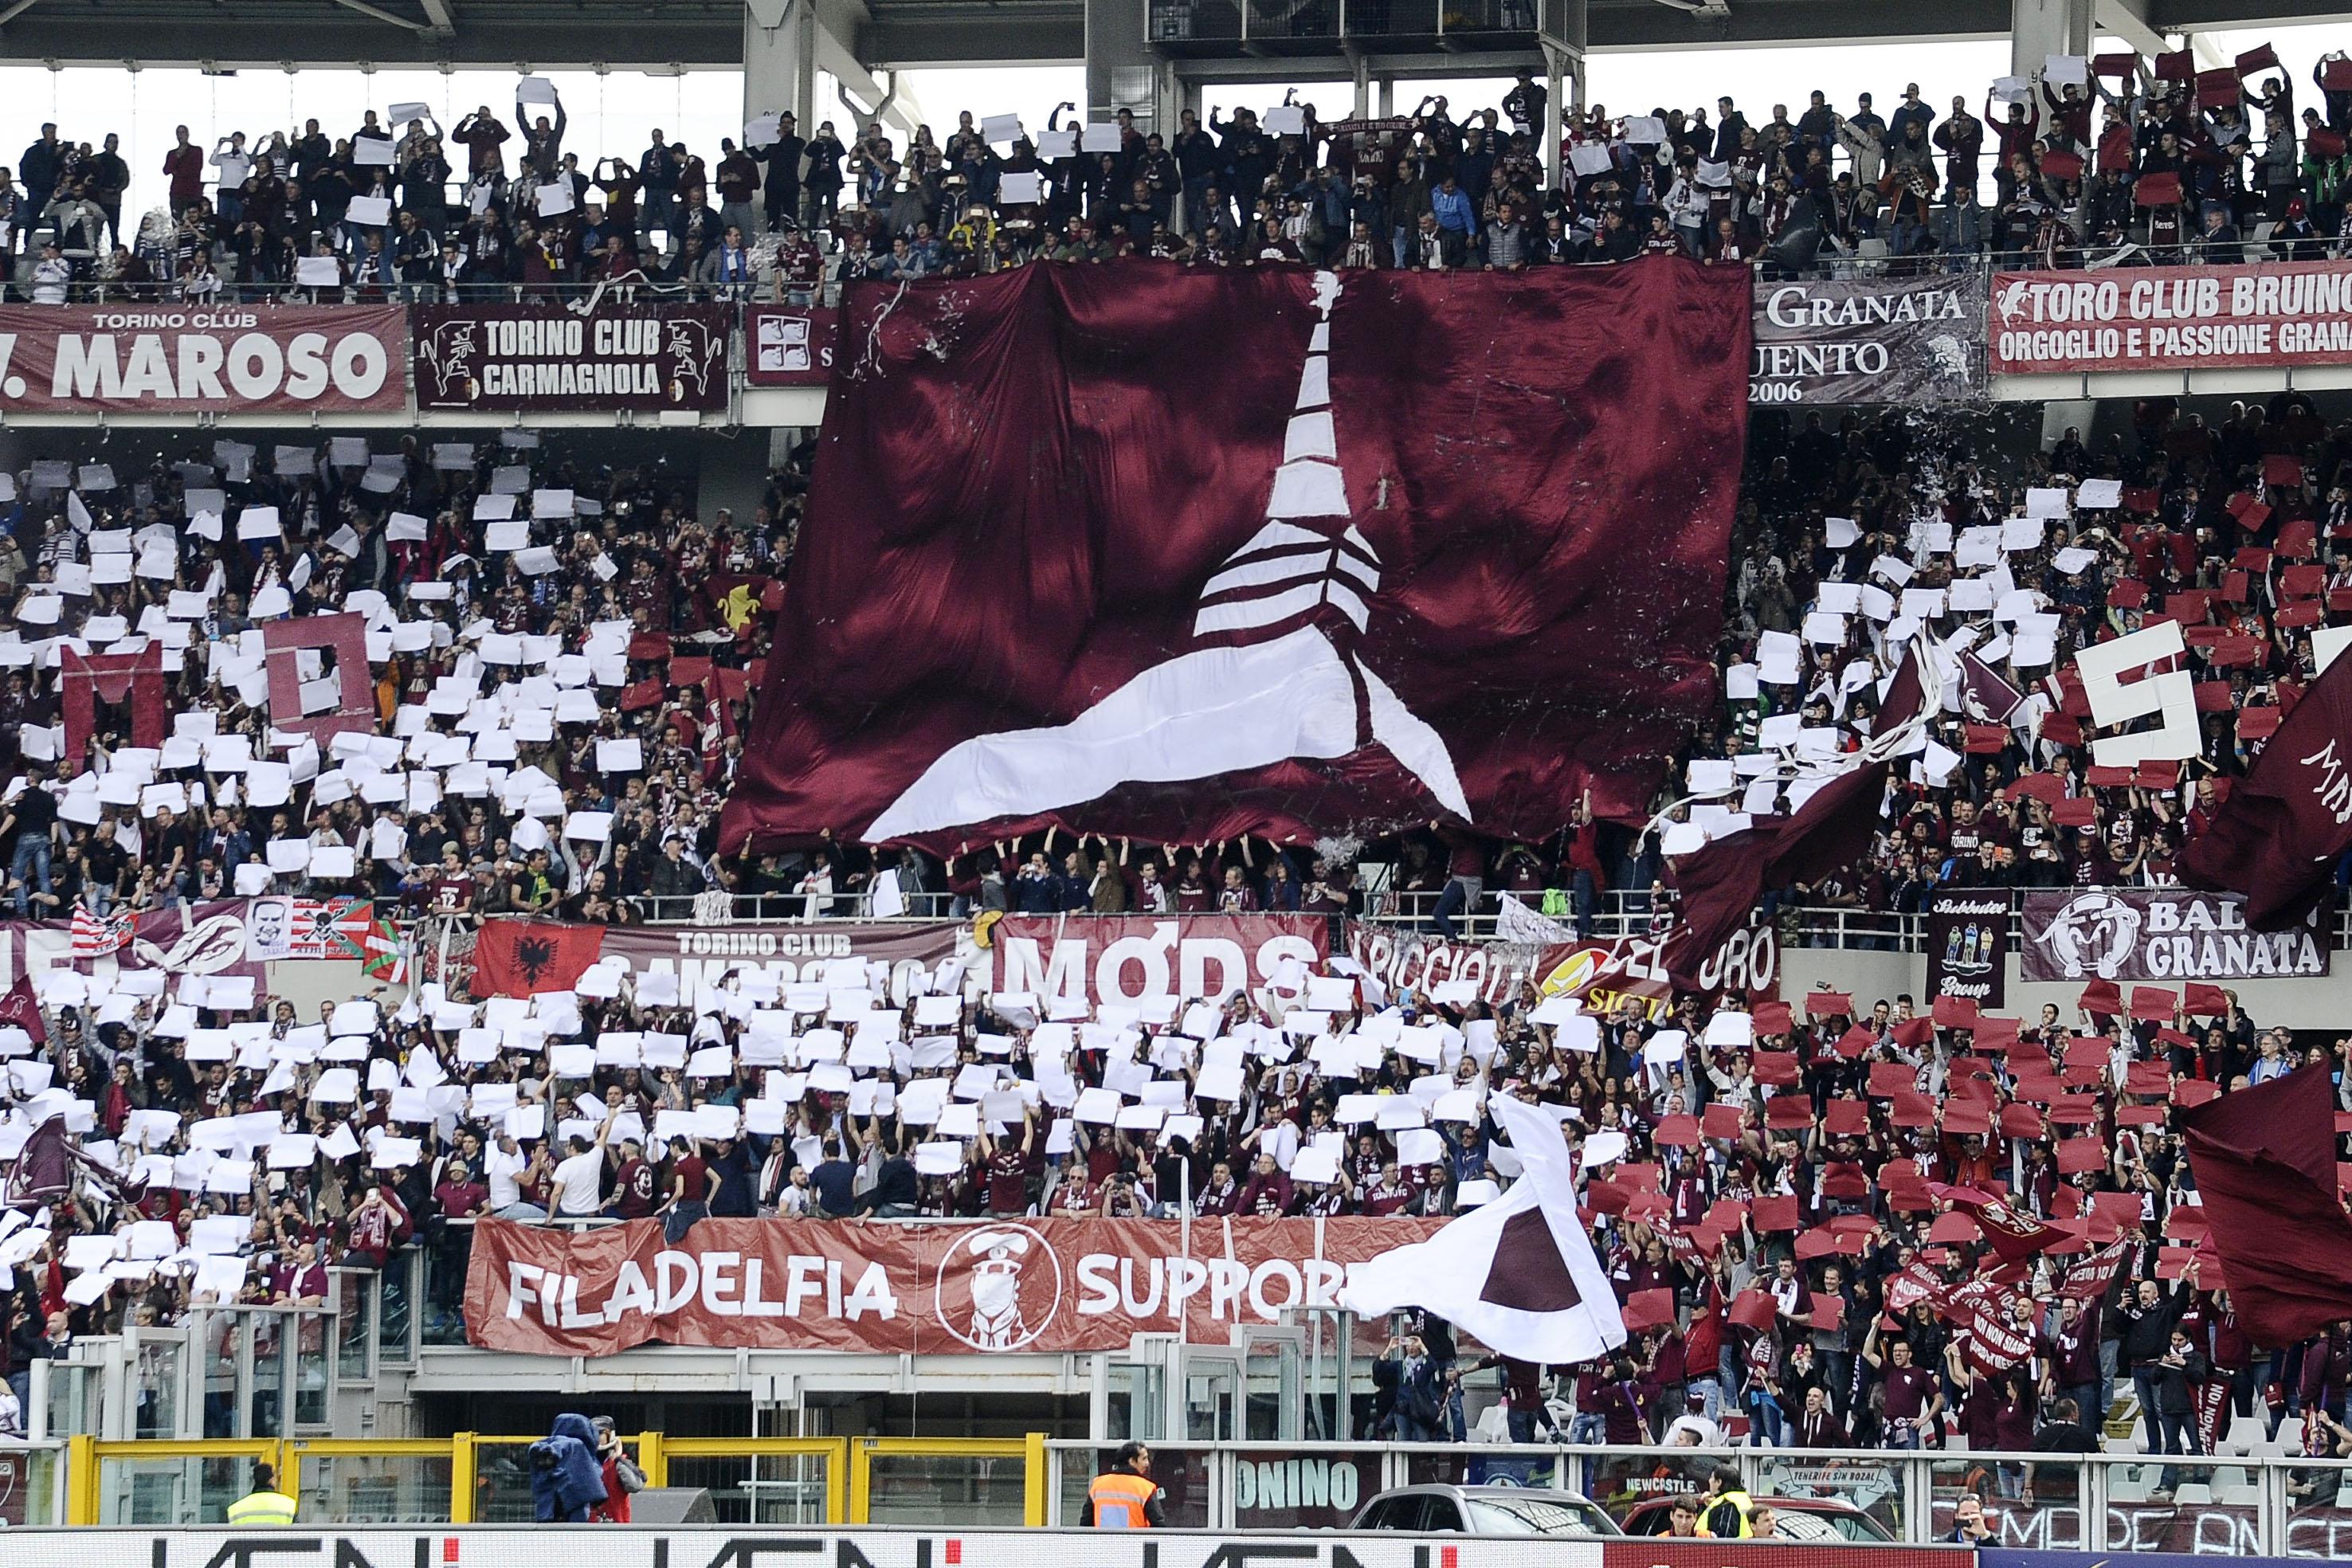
[0,41,2347,1467]
[0,385,2344,1465]
[0,45,2350,298]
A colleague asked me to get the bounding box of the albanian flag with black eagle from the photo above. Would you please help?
[473,919,609,998]
[720,257,1752,851]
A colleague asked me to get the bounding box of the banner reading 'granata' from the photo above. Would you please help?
[464,1214,1441,1356]
[1750,274,1985,403]
[1989,261,2352,375]
[411,304,731,411]
[722,259,1750,853]
[0,305,404,414]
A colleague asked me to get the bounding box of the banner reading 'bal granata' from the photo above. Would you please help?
[721,259,1750,853]
[411,304,731,411]
[1989,261,2352,375]
[464,1214,1441,1356]
[0,304,405,414]
[2020,888,2328,982]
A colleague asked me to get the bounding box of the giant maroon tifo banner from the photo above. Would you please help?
[0,304,404,414]
[719,260,1750,853]
[1990,261,2352,375]
[980,913,1328,1010]
[411,304,731,411]
[464,1214,1441,1356]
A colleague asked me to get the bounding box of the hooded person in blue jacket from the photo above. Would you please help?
[529,1413,610,1522]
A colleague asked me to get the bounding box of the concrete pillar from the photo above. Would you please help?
[744,0,817,143]
[1376,76,1394,118]
[1541,0,1586,186]
[1085,0,1165,131]
[1351,52,1370,120]
[2010,0,2092,80]
[1541,41,1569,190]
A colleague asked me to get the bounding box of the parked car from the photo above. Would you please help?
[1350,1485,1625,1537]
[1619,1493,1896,1542]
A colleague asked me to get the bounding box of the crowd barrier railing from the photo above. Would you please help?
[44,1433,2352,1550]
[57,1433,1046,1527]
[587,888,2352,958]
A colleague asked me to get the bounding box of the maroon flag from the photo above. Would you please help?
[2059,1235,2135,1300]
[0,976,44,1046]
[1665,652,1923,987]
[5,1116,73,1206]
[2178,648,2352,929]
[2180,1067,2352,1346]
[1927,1182,2064,1263]
[721,261,1752,851]
[1959,649,2025,723]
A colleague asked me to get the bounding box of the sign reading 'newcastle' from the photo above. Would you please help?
[2020,888,2328,982]
[1750,275,1985,404]
[411,304,731,411]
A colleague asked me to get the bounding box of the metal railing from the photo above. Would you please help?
[60,1432,1028,1527]
[1147,0,1543,45]
[1045,1439,2352,1554]
[549,884,2352,958]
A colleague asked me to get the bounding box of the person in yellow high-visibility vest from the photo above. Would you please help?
[225,1463,298,1527]
[1694,1463,1754,1538]
[1079,1442,1164,1529]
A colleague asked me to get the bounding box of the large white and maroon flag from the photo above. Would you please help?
[1340,1092,1627,1364]
[719,261,1751,851]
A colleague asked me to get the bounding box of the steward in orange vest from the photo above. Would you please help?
[1080,1441,1165,1528]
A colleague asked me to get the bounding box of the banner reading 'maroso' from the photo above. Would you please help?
[0,305,404,414]
[465,1216,1439,1356]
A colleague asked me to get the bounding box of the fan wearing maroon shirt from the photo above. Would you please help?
[606,1135,660,1219]
[1236,1151,1292,1217]
[1864,1322,1942,1448]
[979,1107,1037,1217]
[1192,1159,1241,1217]
[272,1238,330,1305]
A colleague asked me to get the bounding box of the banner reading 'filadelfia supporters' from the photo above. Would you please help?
[466,1216,1440,1356]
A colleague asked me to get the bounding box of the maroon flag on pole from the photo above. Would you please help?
[2178,650,2352,929]
[2180,1067,2352,1346]
[1664,652,1923,987]
[720,260,1752,852]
